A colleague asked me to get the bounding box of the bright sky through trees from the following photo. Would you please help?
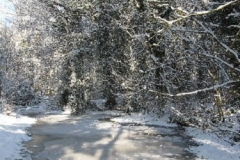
[0,0,14,24]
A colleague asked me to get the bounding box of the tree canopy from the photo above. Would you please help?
[0,0,240,141]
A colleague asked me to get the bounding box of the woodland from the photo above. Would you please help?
[0,0,240,142]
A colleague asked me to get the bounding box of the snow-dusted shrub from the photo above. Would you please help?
[11,82,39,106]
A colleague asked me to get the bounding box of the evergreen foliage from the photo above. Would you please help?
[0,0,240,141]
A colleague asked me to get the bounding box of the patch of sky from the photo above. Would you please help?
[0,0,15,24]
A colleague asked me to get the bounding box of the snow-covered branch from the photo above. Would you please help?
[196,20,240,64]
[149,80,239,97]
[201,50,240,73]
[228,25,240,29]
[193,0,239,15]
[154,0,239,32]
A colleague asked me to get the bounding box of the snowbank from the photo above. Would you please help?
[110,111,240,160]
[186,128,240,160]
[0,114,36,160]
[111,112,177,127]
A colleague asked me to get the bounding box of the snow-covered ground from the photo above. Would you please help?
[186,127,240,160]
[110,112,177,127]
[0,114,36,160]
[0,100,49,160]
[0,102,239,160]
[111,112,240,160]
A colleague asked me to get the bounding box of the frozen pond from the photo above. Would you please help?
[24,112,198,160]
